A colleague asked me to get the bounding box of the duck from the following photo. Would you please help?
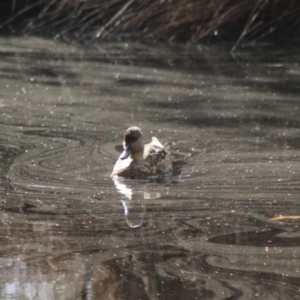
[111,126,173,178]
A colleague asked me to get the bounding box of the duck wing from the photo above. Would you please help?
[144,137,171,170]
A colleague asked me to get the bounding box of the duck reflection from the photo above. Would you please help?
[113,178,162,228]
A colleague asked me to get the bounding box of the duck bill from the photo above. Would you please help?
[120,145,132,160]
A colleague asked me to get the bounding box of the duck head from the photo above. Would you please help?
[120,127,144,160]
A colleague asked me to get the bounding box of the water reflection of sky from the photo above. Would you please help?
[0,37,299,299]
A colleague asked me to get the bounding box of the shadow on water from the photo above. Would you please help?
[0,37,299,299]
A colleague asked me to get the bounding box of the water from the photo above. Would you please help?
[0,37,299,299]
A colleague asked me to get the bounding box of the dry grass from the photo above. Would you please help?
[2,0,300,47]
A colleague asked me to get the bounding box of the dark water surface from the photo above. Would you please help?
[0,37,299,299]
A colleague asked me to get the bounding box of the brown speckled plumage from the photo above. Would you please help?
[111,127,172,178]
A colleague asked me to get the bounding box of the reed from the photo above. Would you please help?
[2,0,300,47]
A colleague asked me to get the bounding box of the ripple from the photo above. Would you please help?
[153,252,300,299]
[7,130,115,193]
[209,227,300,247]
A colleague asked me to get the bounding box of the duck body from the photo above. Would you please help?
[111,127,172,178]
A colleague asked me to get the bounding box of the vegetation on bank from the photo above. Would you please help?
[1,0,299,48]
